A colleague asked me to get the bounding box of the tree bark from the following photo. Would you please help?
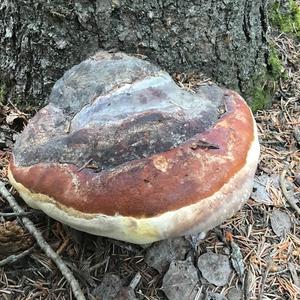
[0,0,270,107]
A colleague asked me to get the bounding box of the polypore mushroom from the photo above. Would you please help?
[8,52,260,244]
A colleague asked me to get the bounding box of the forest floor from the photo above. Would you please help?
[0,34,299,300]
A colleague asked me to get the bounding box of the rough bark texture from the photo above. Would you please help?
[0,0,270,106]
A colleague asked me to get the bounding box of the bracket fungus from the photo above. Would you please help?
[8,52,260,244]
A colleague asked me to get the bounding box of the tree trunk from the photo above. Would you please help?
[0,0,270,107]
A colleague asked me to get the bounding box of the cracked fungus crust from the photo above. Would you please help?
[9,52,260,243]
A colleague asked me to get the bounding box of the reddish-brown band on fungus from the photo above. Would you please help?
[9,91,253,218]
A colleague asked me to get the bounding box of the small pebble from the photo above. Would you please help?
[162,258,199,300]
[198,252,232,286]
[145,237,190,272]
[206,292,228,300]
[270,210,292,238]
[227,287,243,300]
[92,273,123,300]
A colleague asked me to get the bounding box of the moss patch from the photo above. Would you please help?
[249,75,273,112]
[249,3,295,113]
[270,0,300,37]
[268,45,286,80]
[249,44,285,112]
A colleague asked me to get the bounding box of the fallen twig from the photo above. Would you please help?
[0,246,35,267]
[280,169,300,215]
[288,263,300,288]
[0,210,40,217]
[244,267,256,300]
[77,159,93,172]
[129,272,142,290]
[0,181,86,300]
[89,257,110,272]
[258,257,273,300]
[225,231,244,280]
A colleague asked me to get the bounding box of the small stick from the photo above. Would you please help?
[280,169,300,215]
[0,181,86,300]
[77,159,93,172]
[0,210,40,217]
[168,100,187,110]
[258,258,273,300]
[89,257,110,272]
[64,121,72,134]
[0,246,35,267]
[56,237,70,255]
[129,272,142,290]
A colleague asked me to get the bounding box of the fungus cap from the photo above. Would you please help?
[8,52,260,244]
